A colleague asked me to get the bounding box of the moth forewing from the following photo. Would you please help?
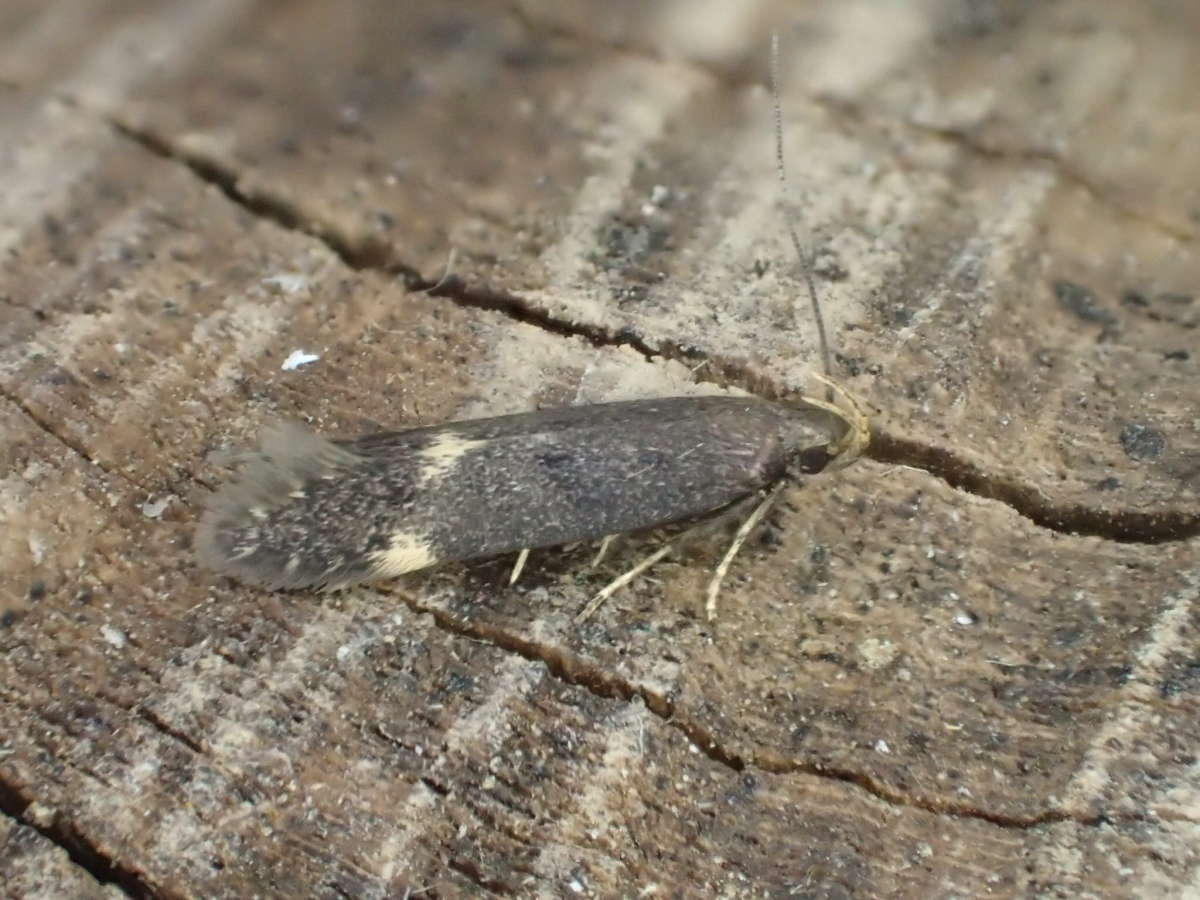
[195,393,861,594]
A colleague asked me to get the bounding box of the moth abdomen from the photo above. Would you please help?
[197,395,861,591]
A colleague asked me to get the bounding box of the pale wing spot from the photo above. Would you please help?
[369,531,438,577]
[416,433,488,484]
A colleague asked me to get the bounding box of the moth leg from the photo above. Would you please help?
[706,481,787,620]
[577,496,760,623]
[576,540,678,623]
[590,535,615,568]
[508,547,531,586]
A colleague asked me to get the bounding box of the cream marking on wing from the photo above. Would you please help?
[415,433,488,484]
[368,531,437,577]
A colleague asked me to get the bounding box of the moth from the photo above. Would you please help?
[196,384,866,618]
[196,35,870,620]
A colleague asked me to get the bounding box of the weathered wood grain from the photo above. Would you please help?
[1,1,1197,897]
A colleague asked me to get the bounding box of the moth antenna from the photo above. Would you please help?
[770,31,833,400]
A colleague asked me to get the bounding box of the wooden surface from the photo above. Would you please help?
[2,1,1198,897]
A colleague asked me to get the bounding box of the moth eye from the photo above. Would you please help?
[794,446,831,475]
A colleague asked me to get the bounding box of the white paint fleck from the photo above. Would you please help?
[875,739,891,754]
[140,496,170,518]
[281,349,320,371]
[27,533,47,564]
[261,272,310,295]
[101,624,127,649]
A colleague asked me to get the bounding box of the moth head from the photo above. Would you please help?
[795,374,870,472]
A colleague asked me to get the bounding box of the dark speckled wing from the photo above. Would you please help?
[196,396,843,590]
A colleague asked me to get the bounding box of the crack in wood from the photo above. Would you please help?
[445,853,519,897]
[1,375,212,501]
[134,707,206,757]
[871,431,1200,543]
[108,115,413,278]
[388,588,1151,833]
[0,774,163,899]
[0,384,150,496]
[109,113,666,362]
